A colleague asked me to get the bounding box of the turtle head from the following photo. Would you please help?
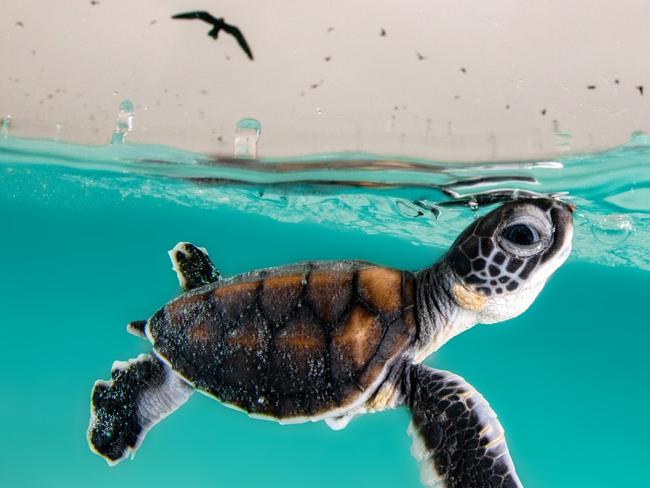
[444,198,573,324]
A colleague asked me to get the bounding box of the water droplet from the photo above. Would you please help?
[54,123,63,141]
[626,130,650,147]
[386,114,396,133]
[111,100,134,145]
[591,214,633,246]
[555,132,572,152]
[234,118,262,158]
[316,108,323,115]
[1,116,11,138]
[425,118,433,139]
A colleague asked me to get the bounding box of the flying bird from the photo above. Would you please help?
[172,11,254,60]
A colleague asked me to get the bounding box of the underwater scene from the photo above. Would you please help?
[0,132,648,487]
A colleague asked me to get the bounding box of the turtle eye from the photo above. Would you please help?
[497,216,550,257]
[502,224,538,246]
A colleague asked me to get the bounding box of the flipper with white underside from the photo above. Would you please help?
[403,365,523,488]
[168,242,220,291]
[88,353,193,465]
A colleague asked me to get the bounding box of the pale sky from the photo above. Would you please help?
[2,0,649,160]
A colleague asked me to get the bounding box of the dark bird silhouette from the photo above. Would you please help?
[172,11,254,60]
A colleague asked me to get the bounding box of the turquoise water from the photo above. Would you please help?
[0,136,648,487]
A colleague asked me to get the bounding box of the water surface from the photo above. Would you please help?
[0,135,648,487]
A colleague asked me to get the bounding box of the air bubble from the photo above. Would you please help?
[591,214,633,246]
[111,100,134,145]
[234,118,262,158]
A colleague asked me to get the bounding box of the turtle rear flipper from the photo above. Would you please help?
[402,365,522,488]
[88,353,193,465]
[169,242,220,291]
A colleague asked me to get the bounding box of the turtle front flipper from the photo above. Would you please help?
[88,353,193,465]
[168,242,220,291]
[402,364,522,488]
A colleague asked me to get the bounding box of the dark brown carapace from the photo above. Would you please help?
[149,261,417,420]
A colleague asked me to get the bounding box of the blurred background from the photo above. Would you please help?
[2,0,650,159]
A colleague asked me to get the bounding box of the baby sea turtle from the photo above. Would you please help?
[88,198,573,487]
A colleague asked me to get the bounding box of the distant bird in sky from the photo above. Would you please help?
[172,11,254,60]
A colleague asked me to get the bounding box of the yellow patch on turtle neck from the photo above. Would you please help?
[451,283,487,312]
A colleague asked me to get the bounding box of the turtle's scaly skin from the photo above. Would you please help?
[149,261,417,419]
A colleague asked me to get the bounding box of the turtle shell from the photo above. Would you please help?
[149,260,417,420]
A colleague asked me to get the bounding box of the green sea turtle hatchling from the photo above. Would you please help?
[88,198,573,487]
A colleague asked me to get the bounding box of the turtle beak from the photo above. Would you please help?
[559,201,576,214]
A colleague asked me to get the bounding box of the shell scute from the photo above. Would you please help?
[358,267,403,319]
[331,305,386,373]
[214,309,270,410]
[260,274,304,325]
[213,281,259,320]
[306,270,353,325]
[270,307,329,397]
